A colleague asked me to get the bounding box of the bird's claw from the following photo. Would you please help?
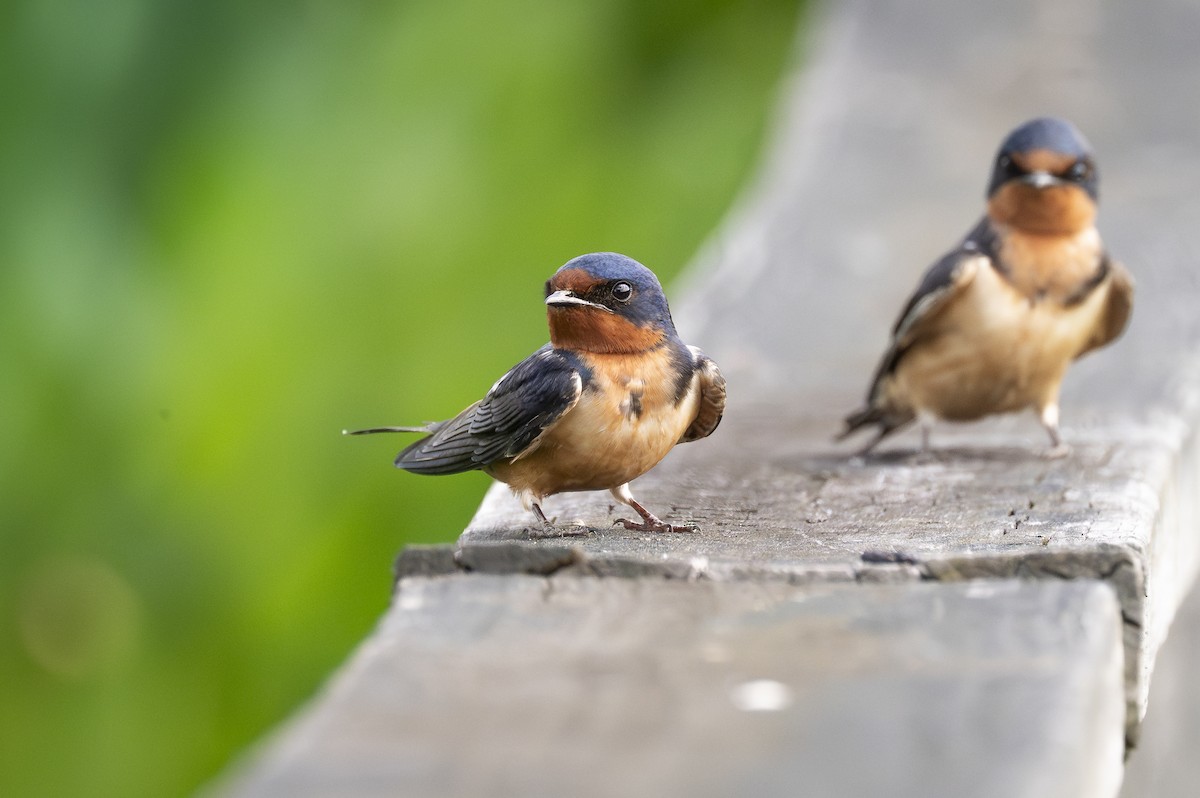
[613,517,699,534]
[1041,443,1072,460]
[526,523,590,539]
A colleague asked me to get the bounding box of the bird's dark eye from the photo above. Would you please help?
[611,281,633,302]
[1068,160,1091,181]
[998,154,1015,173]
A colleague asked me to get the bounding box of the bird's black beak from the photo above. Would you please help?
[545,290,612,312]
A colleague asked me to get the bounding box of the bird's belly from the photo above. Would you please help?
[894,272,1108,420]
[489,379,699,498]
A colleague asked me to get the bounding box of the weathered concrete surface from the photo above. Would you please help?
[221,576,1125,798]
[461,409,1194,743]
[459,0,1200,742]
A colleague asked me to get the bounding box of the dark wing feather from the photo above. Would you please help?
[395,346,583,475]
[840,230,987,442]
[889,217,996,340]
[868,247,982,399]
[1076,257,1133,358]
[679,347,726,443]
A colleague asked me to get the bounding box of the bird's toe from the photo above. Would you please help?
[1040,442,1072,459]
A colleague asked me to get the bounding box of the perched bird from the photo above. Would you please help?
[840,117,1133,456]
[347,252,726,532]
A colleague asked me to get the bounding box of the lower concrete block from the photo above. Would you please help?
[217,575,1124,798]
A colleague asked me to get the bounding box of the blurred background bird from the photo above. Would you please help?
[840,116,1133,456]
[348,252,726,533]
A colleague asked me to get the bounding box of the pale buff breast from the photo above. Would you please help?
[487,349,700,498]
[891,260,1113,420]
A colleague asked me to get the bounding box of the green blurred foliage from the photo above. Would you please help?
[0,0,803,794]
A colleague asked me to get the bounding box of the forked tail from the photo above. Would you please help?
[836,406,882,442]
[342,424,436,436]
[836,405,912,455]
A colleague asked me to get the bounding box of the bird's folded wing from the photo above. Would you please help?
[1077,258,1134,358]
[395,347,583,474]
[861,246,984,401]
[679,347,726,443]
[891,248,984,350]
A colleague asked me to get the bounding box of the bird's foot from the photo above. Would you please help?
[526,523,591,539]
[528,504,598,537]
[1041,443,1072,460]
[611,494,700,533]
[906,448,939,465]
[613,517,699,534]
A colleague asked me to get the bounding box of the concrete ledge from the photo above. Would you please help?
[220,577,1124,798]
[460,408,1199,744]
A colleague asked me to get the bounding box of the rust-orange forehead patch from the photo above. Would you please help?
[549,267,604,294]
[1011,149,1078,174]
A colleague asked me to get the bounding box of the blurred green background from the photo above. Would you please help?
[1,0,803,794]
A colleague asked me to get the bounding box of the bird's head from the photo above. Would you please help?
[985,117,1098,235]
[544,252,676,354]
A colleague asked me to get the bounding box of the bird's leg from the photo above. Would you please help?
[521,490,555,528]
[610,485,697,534]
[855,427,889,458]
[520,498,589,538]
[1039,403,1071,459]
[913,410,941,457]
[904,413,937,463]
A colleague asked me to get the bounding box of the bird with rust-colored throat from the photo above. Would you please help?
[347,252,726,533]
[840,117,1133,457]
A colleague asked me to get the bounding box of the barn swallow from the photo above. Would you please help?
[840,117,1133,456]
[346,252,726,532]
